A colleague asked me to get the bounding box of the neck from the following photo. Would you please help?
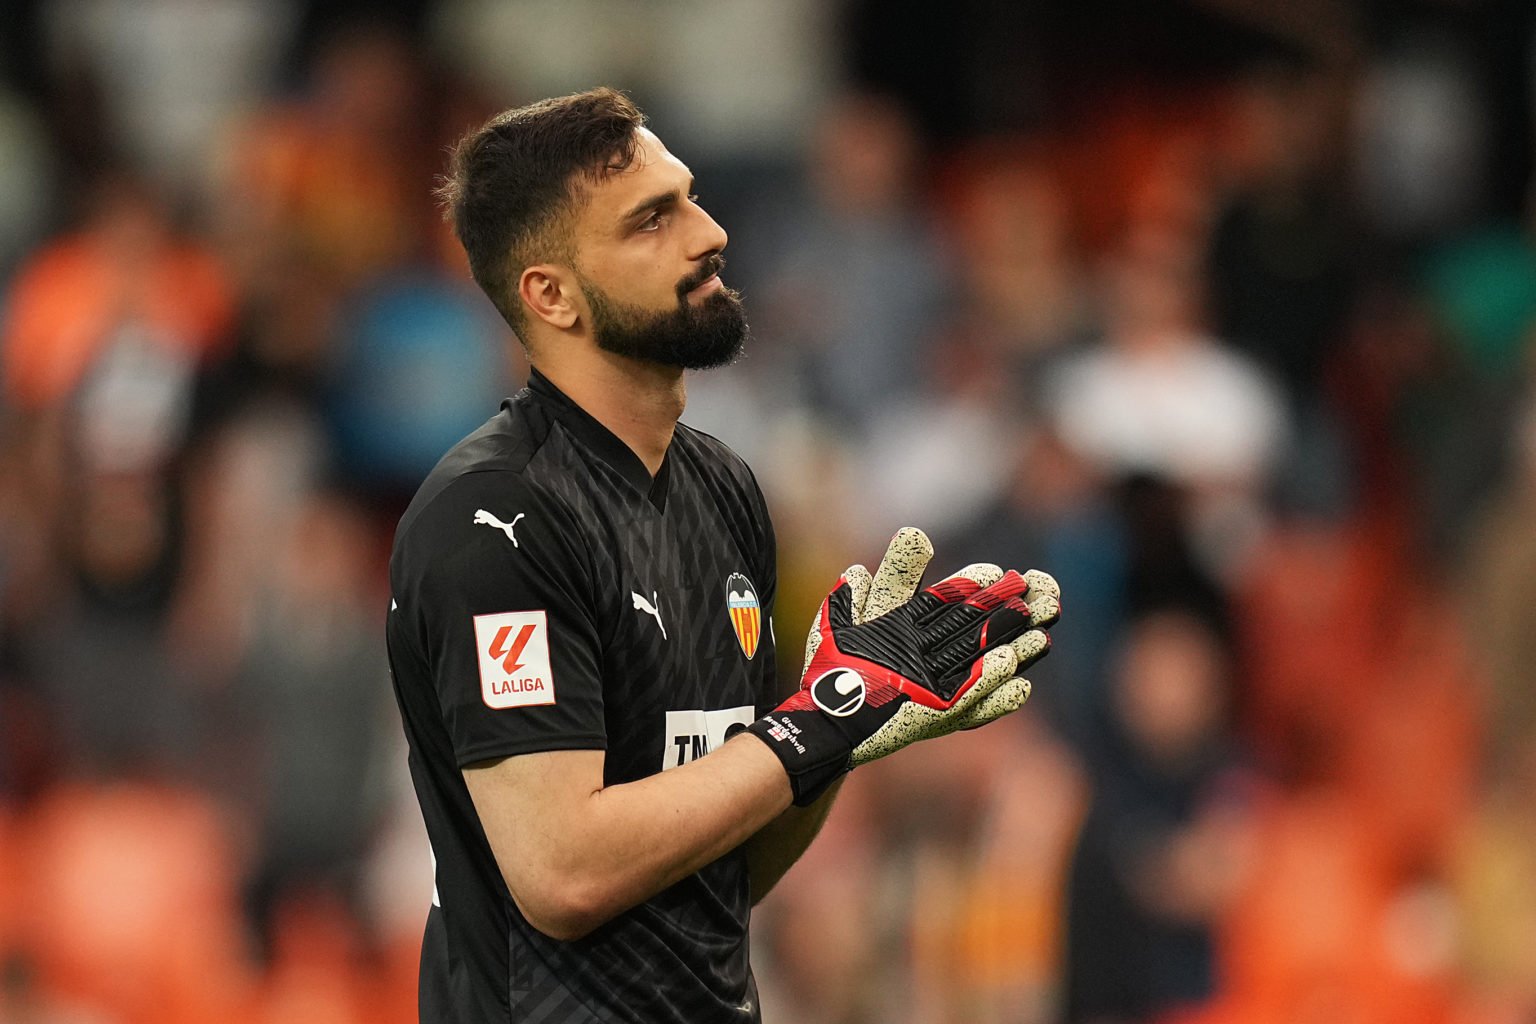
[532,348,685,476]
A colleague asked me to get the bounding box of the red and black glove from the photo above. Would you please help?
[745,563,1055,805]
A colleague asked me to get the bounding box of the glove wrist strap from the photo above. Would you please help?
[743,709,854,806]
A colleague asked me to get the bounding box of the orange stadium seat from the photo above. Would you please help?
[1173,790,1460,1024]
[0,804,18,953]
[249,898,369,1024]
[18,783,253,1024]
[1235,521,1407,778]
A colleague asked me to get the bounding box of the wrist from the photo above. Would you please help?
[739,707,853,807]
[720,726,798,809]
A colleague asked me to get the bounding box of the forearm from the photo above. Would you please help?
[468,735,792,939]
[744,778,841,903]
[581,735,792,909]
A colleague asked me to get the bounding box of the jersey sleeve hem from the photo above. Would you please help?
[455,733,608,769]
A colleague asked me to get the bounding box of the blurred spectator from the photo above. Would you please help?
[324,270,517,503]
[941,157,1090,365]
[1207,67,1356,518]
[1,176,231,416]
[187,249,343,439]
[854,328,1025,544]
[1353,27,1490,242]
[215,24,435,294]
[1048,225,1289,577]
[1050,226,1287,493]
[940,429,1126,747]
[21,464,200,777]
[1325,277,1443,524]
[0,176,232,781]
[1425,224,1536,384]
[750,92,951,436]
[751,779,888,1024]
[906,718,1087,1024]
[1064,608,1255,1024]
[429,0,834,165]
[1209,66,1354,395]
[755,718,1085,1024]
[1407,198,1536,554]
[0,86,52,279]
[168,401,328,685]
[230,487,392,957]
[42,0,295,203]
[1463,392,1536,775]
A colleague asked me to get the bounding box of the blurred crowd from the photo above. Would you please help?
[2,1,1535,1023]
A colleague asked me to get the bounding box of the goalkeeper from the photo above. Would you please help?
[387,86,1061,1024]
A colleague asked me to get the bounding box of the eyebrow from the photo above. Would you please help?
[620,180,694,226]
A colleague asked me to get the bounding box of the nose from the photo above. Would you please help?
[687,201,729,260]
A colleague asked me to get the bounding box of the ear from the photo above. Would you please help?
[518,265,580,331]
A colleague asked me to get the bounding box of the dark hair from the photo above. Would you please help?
[437,87,645,336]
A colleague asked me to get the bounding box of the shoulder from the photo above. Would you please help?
[389,464,603,645]
[673,422,764,502]
[391,399,595,582]
[394,393,576,539]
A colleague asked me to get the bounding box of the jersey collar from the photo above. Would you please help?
[525,368,671,511]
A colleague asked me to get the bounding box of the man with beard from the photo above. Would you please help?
[386,88,1060,1024]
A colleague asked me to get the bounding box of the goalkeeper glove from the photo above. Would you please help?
[846,528,1060,742]
[746,528,1059,805]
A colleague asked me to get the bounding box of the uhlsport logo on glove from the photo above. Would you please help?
[809,668,866,717]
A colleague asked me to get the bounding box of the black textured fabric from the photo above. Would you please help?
[388,370,777,1024]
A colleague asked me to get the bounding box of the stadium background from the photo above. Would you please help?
[2,0,1535,1021]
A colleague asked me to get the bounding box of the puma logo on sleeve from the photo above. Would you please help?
[473,509,525,547]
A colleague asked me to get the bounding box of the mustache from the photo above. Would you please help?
[677,254,726,298]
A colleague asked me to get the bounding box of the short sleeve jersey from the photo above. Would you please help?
[386,370,779,1024]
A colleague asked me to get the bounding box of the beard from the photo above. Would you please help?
[580,256,749,371]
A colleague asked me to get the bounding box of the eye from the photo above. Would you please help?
[687,193,700,204]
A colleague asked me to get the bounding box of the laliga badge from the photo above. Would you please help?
[473,610,555,708]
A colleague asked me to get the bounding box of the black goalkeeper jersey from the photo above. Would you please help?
[386,369,779,1024]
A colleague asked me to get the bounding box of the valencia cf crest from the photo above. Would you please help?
[725,572,761,660]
